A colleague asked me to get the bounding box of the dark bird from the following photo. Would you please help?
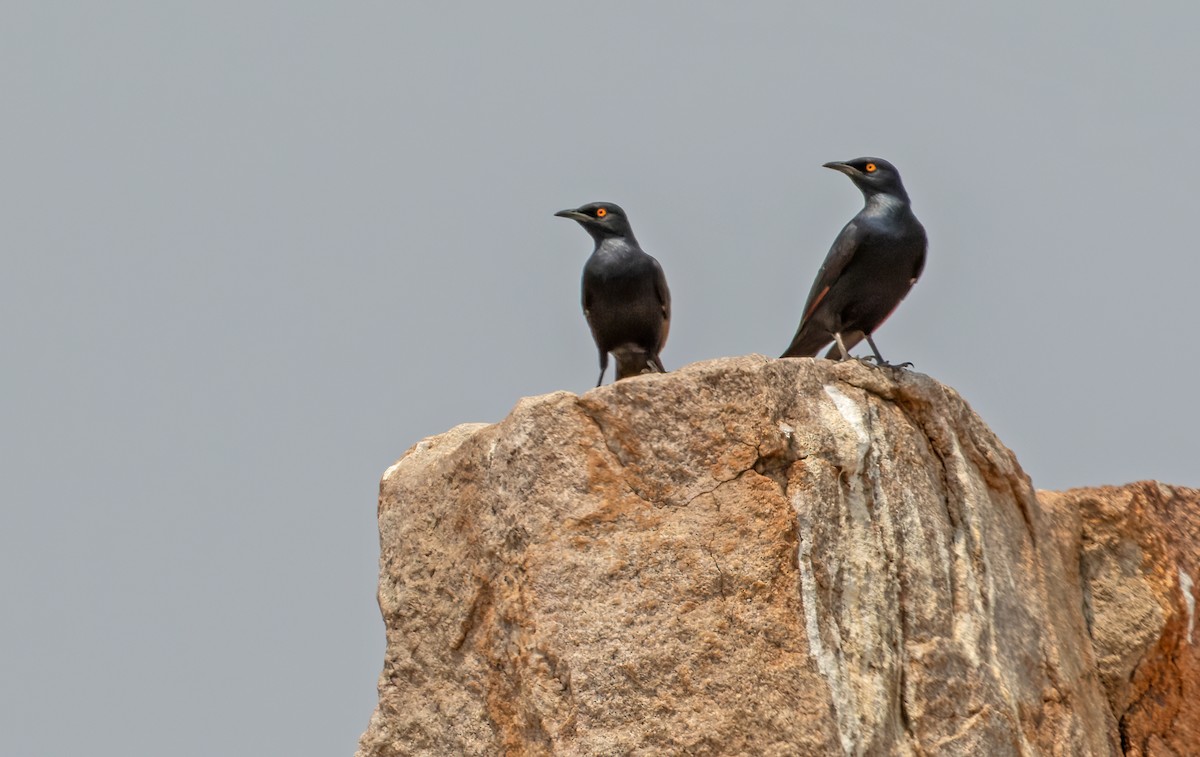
[781,157,927,365]
[555,202,671,386]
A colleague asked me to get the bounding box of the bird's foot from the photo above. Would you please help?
[857,355,913,371]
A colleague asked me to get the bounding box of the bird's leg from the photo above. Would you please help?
[832,332,852,361]
[864,334,886,363]
[596,352,608,388]
[863,334,912,370]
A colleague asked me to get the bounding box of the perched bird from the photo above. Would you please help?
[555,202,671,386]
[781,158,927,365]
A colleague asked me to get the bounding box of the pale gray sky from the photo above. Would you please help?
[2,3,1196,755]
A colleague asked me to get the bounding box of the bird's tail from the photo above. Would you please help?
[780,322,832,359]
[612,344,665,380]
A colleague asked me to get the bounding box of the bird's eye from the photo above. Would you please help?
[596,208,608,218]
[865,163,877,173]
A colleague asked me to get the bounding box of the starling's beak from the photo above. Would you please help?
[822,161,858,177]
[554,209,590,222]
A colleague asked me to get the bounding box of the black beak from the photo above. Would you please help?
[554,209,589,222]
[822,161,857,176]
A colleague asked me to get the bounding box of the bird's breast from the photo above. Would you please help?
[585,247,654,279]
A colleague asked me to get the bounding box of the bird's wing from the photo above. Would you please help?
[798,221,861,325]
[580,253,609,315]
[581,269,600,339]
[651,256,671,320]
[651,255,671,350]
[909,226,928,283]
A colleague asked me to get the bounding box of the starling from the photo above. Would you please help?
[555,202,671,386]
[781,158,927,365]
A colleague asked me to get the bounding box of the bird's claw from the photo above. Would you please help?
[857,355,913,371]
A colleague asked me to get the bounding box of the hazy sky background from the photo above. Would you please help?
[3,3,1197,755]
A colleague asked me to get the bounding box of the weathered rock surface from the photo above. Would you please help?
[1040,484,1199,756]
[357,355,1198,756]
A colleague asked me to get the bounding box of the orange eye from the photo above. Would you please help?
[596,207,607,218]
[865,163,877,173]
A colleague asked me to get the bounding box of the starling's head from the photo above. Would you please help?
[823,158,909,202]
[554,202,635,241]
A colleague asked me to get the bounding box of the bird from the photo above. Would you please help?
[780,157,927,365]
[555,202,671,387]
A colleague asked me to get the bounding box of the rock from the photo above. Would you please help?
[357,355,1192,756]
[1040,483,1200,756]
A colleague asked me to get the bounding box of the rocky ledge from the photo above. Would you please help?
[356,355,1198,756]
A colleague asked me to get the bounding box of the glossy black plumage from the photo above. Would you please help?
[781,158,927,364]
[555,202,671,386]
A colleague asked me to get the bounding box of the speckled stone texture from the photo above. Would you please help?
[1041,483,1199,756]
[357,355,1195,756]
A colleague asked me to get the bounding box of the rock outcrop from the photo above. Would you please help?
[1040,484,1199,756]
[357,355,1198,756]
